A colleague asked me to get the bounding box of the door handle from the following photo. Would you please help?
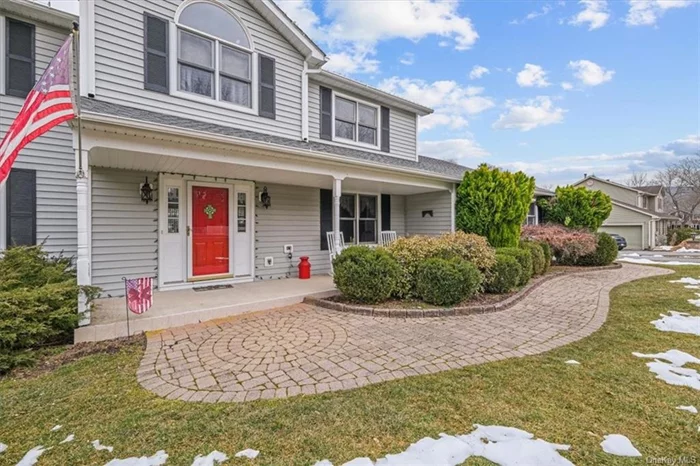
[187,225,191,237]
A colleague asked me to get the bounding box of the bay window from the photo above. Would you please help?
[339,194,378,244]
[334,95,379,147]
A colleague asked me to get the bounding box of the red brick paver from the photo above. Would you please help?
[137,264,670,402]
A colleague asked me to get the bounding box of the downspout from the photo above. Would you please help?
[301,61,309,142]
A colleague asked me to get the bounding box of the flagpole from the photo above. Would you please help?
[123,277,131,337]
[72,21,83,177]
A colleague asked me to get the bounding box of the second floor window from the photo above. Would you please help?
[176,1,252,108]
[6,18,35,98]
[334,96,379,147]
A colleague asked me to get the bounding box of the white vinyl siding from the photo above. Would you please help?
[91,168,158,296]
[0,20,76,256]
[307,82,418,160]
[390,194,406,237]
[405,191,452,236]
[93,0,304,139]
[255,183,331,279]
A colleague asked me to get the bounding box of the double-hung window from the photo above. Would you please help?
[525,203,538,225]
[5,18,35,97]
[334,95,379,147]
[339,194,378,244]
[176,1,252,108]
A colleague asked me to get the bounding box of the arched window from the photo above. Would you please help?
[176,1,253,108]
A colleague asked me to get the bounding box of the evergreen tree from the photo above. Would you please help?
[539,186,612,231]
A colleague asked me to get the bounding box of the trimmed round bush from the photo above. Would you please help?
[416,258,483,306]
[577,233,618,266]
[520,241,546,276]
[333,246,401,304]
[538,241,552,273]
[485,254,522,294]
[497,247,533,286]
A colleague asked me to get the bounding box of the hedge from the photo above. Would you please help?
[333,246,401,304]
[415,258,483,306]
[497,247,533,286]
[485,254,522,294]
[520,241,546,275]
[577,232,618,266]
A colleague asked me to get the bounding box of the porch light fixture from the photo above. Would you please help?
[260,186,271,209]
[140,177,154,204]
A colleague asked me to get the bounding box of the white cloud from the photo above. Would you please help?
[516,64,551,88]
[510,5,553,25]
[568,60,615,86]
[561,82,574,90]
[499,135,700,185]
[325,49,380,74]
[492,96,566,132]
[469,65,490,80]
[626,0,694,27]
[399,52,415,66]
[379,77,495,132]
[569,0,610,30]
[419,138,490,163]
[33,0,79,15]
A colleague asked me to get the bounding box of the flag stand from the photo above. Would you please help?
[122,277,130,337]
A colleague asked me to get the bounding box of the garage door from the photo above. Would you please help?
[600,225,643,250]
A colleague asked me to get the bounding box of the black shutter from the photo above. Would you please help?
[6,169,36,247]
[320,86,333,141]
[380,106,390,152]
[144,13,169,93]
[320,189,332,250]
[381,194,391,231]
[6,18,35,98]
[259,55,276,119]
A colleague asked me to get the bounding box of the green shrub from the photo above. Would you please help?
[0,246,100,375]
[333,246,401,304]
[577,233,618,266]
[497,247,533,286]
[485,254,522,294]
[520,241,546,275]
[521,224,597,265]
[667,227,699,246]
[539,186,612,231]
[386,233,495,298]
[456,164,535,247]
[415,258,483,306]
[538,242,552,272]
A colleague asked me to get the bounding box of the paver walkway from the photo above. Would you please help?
[137,264,670,402]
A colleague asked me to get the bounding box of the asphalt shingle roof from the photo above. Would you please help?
[80,98,468,180]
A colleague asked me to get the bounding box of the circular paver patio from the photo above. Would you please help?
[137,264,671,403]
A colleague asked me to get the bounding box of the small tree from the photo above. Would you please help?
[456,164,535,248]
[539,186,612,231]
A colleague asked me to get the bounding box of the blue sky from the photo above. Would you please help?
[47,0,699,187]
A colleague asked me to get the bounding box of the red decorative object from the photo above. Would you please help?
[298,256,311,279]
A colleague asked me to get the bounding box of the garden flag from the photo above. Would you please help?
[0,35,75,184]
[126,277,153,315]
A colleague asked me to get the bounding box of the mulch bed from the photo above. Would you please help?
[305,263,622,319]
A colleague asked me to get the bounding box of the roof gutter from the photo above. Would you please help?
[78,111,462,183]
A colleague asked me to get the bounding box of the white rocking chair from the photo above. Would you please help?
[380,231,398,247]
[326,231,346,275]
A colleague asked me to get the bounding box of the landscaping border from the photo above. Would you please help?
[304,263,623,319]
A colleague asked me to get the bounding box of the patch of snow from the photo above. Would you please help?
[676,247,700,253]
[191,451,228,466]
[234,449,259,459]
[618,257,700,266]
[622,253,640,257]
[92,440,114,453]
[59,434,74,444]
[104,450,168,466]
[656,246,674,251]
[565,360,580,365]
[16,446,47,466]
[676,405,698,414]
[670,277,700,285]
[633,350,700,390]
[50,425,62,432]
[314,425,573,466]
[600,434,641,457]
[651,311,700,336]
[0,443,6,453]
[689,296,700,307]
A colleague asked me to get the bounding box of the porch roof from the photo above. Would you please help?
[79,98,468,182]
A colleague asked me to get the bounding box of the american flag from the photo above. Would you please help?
[0,35,75,184]
[126,277,153,315]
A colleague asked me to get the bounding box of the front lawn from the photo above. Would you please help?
[1,266,698,465]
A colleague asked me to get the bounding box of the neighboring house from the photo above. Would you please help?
[1,0,472,322]
[573,175,675,249]
[524,186,555,226]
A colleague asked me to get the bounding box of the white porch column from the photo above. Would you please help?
[333,177,343,252]
[76,149,91,326]
[450,184,457,233]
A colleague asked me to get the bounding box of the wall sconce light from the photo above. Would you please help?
[260,186,271,209]
[140,177,154,204]
[422,210,434,218]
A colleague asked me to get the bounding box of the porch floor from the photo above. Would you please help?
[75,276,336,343]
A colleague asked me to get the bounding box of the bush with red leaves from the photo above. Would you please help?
[521,224,597,265]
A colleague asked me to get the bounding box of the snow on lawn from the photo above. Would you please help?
[0,443,6,453]
[234,449,259,459]
[670,277,700,285]
[50,425,62,432]
[688,295,700,307]
[92,440,114,452]
[564,360,580,365]
[621,253,640,257]
[651,311,700,336]
[675,247,700,253]
[192,451,229,465]
[59,434,74,444]
[16,446,47,466]
[633,350,700,390]
[677,405,698,414]
[104,450,168,466]
[618,257,700,266]
[600,434,642,457]
[313,425,573,466]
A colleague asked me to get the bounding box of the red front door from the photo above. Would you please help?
[192,186,230,277]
